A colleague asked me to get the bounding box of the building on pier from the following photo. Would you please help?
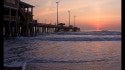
[19,1,37,36]
[3,0,37,37]
[4,0,20,37]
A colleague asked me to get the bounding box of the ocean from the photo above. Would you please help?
[4,31,121,70]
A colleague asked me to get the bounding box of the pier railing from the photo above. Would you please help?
[4,15,16,21]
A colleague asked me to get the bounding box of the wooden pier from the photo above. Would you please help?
[3,0,80,37]
[36,23,80,33]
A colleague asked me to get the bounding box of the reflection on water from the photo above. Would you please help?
[29,41,121,61]
[24,41,121,70]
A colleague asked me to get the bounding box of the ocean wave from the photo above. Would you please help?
[29,58,110,63]
[52,31,121,35]
[31,36,121,41]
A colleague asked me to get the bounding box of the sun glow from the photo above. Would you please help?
[21,0,121,31]
[95,23,102,31]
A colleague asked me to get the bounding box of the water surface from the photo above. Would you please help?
[4,32,121,70]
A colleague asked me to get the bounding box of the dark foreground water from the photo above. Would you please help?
[4,32,121,70]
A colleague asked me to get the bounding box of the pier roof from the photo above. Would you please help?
[19,1,34,8]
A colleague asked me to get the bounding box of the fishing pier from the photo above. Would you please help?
[3,0,80,37]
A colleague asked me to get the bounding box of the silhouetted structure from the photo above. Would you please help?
[37,23,80,33]
[4,0,37,37]
[19,1,37,36]
[4,0,20,37]
[3,0,80,37]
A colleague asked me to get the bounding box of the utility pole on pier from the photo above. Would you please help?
[56,1,60,26]
[68,10,71,26]
[74,16,76,27]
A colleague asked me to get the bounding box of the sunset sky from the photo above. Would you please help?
[21,0,121,31]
